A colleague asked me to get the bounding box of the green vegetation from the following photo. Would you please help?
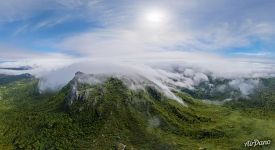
[0,74,32,85]
[226,78,275,112]
[0,75,274,149]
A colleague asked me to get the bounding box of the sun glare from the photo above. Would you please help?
[141,8,170,28]
[145,9,165,23]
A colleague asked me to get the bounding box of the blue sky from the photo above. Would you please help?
[0,0,275,65]
[1,0,275,91]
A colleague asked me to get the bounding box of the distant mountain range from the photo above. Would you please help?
[0,66,32,71]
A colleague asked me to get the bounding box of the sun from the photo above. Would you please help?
[145,9,165,23]
[136,7,171,29]
[142,8,170,26]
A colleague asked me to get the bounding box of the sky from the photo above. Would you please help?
[0,0,275,58]
[0,1,275,83]
[1,0,275,102]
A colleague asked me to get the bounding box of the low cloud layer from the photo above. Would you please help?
[229,79,260,96]
[1,52,274,103]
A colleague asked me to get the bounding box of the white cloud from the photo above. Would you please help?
[55,23,275,79]
[0,46,78,76]
[229,79,260,96]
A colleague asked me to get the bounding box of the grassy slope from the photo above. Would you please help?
[0,77,274,149]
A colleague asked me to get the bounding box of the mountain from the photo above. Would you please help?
[0,73,33,85]
[0,73,274,149]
